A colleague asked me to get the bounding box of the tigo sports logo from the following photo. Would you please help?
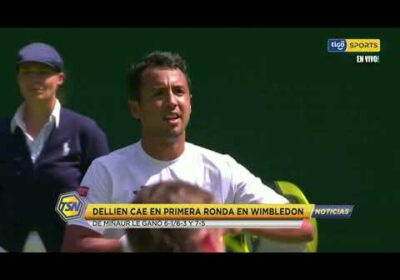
[328,39,380,53]
[328,39,347,52]
[55,192,86,222]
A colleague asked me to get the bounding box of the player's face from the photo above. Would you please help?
[17,62,64,102]
[130,67,191,141]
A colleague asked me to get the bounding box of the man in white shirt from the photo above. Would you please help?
[62,51,314,252]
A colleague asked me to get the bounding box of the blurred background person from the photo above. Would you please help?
[126,181,225,252]
[0,42,109,252]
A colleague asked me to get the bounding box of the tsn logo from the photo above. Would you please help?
[328,39,380,53]
[55,192,86,222]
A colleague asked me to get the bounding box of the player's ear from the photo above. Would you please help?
[57,72,65,86]
[188,93,192,112]
[128,99,141,119]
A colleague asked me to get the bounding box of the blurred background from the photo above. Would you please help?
[0,28,398,252]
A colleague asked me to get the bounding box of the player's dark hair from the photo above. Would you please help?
[127,51,191,102]
[126,181,214,252]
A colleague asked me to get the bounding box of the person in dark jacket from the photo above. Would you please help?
[0,42,109,252]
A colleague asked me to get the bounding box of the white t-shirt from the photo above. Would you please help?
[69,141,288,238]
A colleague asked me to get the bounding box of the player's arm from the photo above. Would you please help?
[62,225,122,252]
[63,160,121,252]
[244,218,314,243]
[227,156,315,243]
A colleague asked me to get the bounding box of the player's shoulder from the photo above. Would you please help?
[186,142,236,166]
[92,142,137,167]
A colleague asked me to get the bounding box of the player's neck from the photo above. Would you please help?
[141,133,185,161]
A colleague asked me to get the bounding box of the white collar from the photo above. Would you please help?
[10,99,61,133]
[138,140,187,166]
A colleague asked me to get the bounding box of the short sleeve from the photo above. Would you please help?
[68,159,112,235]
[226,156,289,204]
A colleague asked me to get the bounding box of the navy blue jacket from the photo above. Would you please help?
[0,108,109,252]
